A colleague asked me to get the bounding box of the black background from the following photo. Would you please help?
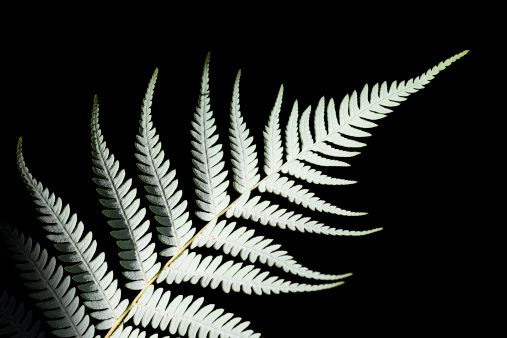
[0,14,481,338]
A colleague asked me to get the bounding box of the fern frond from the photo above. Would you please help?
[0,226,96,338]
[157,250,345,295]
[16,138,128,330]
[279,50,469,184]
[282,159,356,185]
[226,191,381,235]
[258,172,366,216]
[229,70,260,193]
[135,68,196,258]
[285,100,300,161]
[91,96,161,290]
[125,285,260,338]
[8,50,468,338]
[263,85,284,175]
[191,52,230,221]
[191,218,351,281]
[0,290,45,338]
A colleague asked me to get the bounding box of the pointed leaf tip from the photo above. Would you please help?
[17,136,23,154]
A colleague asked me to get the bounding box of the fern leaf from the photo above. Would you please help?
[226,191,381,235]
[157,250,345,296]
[125,285,260,338]
[191,218,351,281]
[191,52,230,221]
[0,290,45,338]
[285,100,300,161]
[310,136,361,158]
[258,172,366,216]
[282,159,356,185]
[0,226,96,338]
[263,85,284,175]
[279,50,469,184]
[299,150,351,167]
[313,96,327,141]
[91,96,161,290]
[135,68,196,258]
[16,139,128,330]
[229,70,260,193]
[299,105,314,149]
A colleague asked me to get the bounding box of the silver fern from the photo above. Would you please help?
[0,290,45,338]
[1,50,468,337]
